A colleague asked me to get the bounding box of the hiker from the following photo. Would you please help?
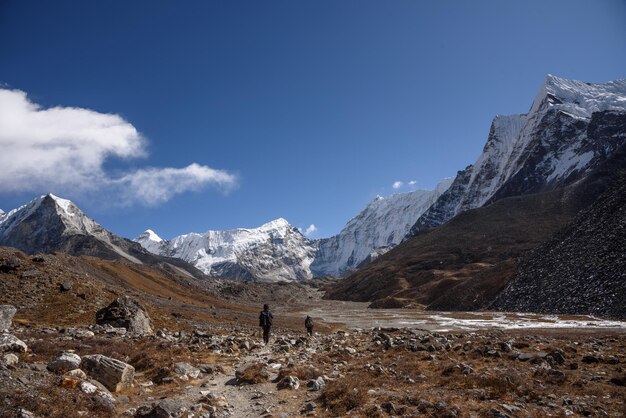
[259,304,273,344]
[305,315,313,336]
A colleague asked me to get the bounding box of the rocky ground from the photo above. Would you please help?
[1,318,626,417]
[1,248,626,417]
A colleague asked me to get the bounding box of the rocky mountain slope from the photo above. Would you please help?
[0,194,207,280]
[136,219,317,282]
[409,75,626,236]
[310,178,453,277]
[325,127,626,312]
[491,167,626,318]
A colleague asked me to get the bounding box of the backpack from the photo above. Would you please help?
[259,311,272,327]
[305,317,313,328]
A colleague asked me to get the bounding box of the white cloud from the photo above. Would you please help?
[0,88,236,205]
[392,181,403,189]
[113,163,236,206]
[302,224,317,236]
[408,180,417,186]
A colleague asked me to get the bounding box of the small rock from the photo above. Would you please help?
[79,381,99,394]
[382,401,395,413]
[201,393,229,408]
[0,256,21,273]
[306,376,325,391]
[17,409,36,418]
[0,305,17,332]
[582,355,600,364]
[59,281,73,292]
[66,368,87,379]
[0,334,27,353]
[2,353,18,367]
[518,351,547,361]
[135,399,189,417]
[174,362,200,380]
[235,362,269,384]
[277,375,300,390]
[48,352,82,373]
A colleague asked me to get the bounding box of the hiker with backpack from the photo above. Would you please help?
[305,315,314,336]
[259,304,273,344]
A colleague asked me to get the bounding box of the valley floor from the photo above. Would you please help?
[1,248,625,417]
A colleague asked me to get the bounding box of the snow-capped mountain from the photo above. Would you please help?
[136,179,454,280]
[409,75,626,236]
[136,219,317,282]
[0,194,208,279]
[0,193,143,262]
[310,178,454,276]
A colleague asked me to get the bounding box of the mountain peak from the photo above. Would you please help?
[259,218,291,230]
[138,229,163,243]
[530,74,626,118]
[44,193,76,216]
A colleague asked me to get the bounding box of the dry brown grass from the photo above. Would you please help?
[0,379,112,418]
[309,330,626,417]
[319,375,372,415]
[236,363,269,384]
[276,364,321,381]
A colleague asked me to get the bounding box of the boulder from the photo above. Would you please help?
[0,334,27,353]
[48,352,81,373]
[96,296,153,336]
[81,354,135,392]
[0,305,17,332]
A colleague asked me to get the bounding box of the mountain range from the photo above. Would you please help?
[1,75,625,300]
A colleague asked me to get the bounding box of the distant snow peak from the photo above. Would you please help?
[136,217,316,282]
[141,229,163,242]
[310,176,454,276]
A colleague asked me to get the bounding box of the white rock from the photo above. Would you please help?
[80,381,98,394]
[2,353,19,366]
[48,352,81,373]
[0,334,27,353]
[67,368,87,379]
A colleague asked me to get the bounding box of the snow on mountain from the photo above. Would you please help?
[310,178,454,276]
[0,194,142,263]
[135,229,165,254]
[409,75,626,236]
[136,218,317,282]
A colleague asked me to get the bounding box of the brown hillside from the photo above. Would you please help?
[324,188,580,310]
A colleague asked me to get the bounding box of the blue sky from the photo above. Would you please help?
[1,0,625,240]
